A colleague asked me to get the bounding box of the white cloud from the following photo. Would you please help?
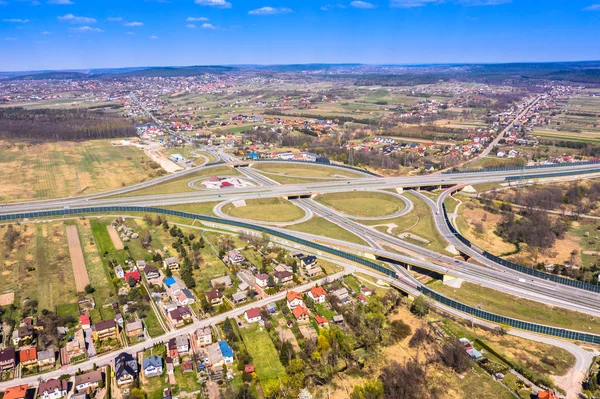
[350,1,375,8]
[194,0,231,8]
[58,14,96,24]
[186,23,197,28]
[320,3,347,10]
[149,35,158,39]
[390,0,509,6]
[201,22,219,29]
[48,0,74,4]
[126,31,134,35]
[584,4,600,10]
[248,6,293,15]
[30,0,42,5]
[69,25,103,32]
[187,16,209,21]
[107,17,123,22]
[124,21,144,26]
[41,30,51,34]
[4,37,17,40]
[3,18,30,23]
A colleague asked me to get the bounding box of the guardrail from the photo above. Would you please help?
[442,160,600,175]
[506,168,600,181]
[4,206,600,343]
[442,196,600,293]
[419,286,600,344]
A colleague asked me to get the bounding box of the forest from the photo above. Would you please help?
[0,107,136,141]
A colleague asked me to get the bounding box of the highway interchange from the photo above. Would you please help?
[0,100,600,396]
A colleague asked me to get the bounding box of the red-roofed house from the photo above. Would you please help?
[308,286,326,304]
[18,346,37,367]
[244,308,262,323]
[80,315,91,330]
[357,295,367,304]
[4,384,28,399]
[286,291,304,310]
[292,306,310,323]
[125,271,141,284]
[314,315,329,328]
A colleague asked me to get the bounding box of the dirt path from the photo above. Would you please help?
[106,225,124,250]
[66,225,90,292]
[143,146,183,173]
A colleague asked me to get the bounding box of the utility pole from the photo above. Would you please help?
[75,170,80,194]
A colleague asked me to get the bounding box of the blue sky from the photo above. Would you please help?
[1,0,599,71]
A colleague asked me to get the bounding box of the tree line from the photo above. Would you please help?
[0,107,136,141]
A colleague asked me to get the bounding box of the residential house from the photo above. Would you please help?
[142,356,163,378]
[70,392,87,399]
[38,379,68,399]
[357,295,367,304]
[114,265,125,279]
[266,302,277,313]
[537,390,559,399]
[231,291,247,304]
[305,266,322,278]
[210,276,233,288]
[0,347,16,371]
[74,370,103,391]
[300,255,317,269]
[292,306,310,323]
[195,327,213,347]
[18,346,37,367]
[332,315,344,325]
[226,250,245,265]
[255,273,269,288]
[79,315,91,330]
[219,341,234,364]
[163,301,178,313]
[166,357,174,374]
[163,257,180,270]
[136,260,147,270]
[66,329,86,359]
[4,384,28,399]
[37,349,55,368]
[308,286,326,304]
[244,308,262,323]
[237,271,255,287]
[205,290,223,306]
[91,319,118,341]
[174,334,190,355]
[124,271,141,285]
[177,289,196,306]
[144,266,160,280]
[169,306,192,327]
[125,319,144,337]
[274,271,293,285]
[331,288,349,303]
[286,291,304,310]
[238,281,249,292]
[314,315,329,328]
[12,325,34,345]
[360,285,373,297]
[115,352,138,386]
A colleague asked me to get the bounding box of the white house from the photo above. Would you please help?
[38,379,68,399]
[244,308,262,323]
[142,356,163,378]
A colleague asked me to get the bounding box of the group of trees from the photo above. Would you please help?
[3,224,21,251]
[0,107,136,141]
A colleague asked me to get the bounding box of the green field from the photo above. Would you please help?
[286,216,368,246]
[222,198,306,222]
[0,139,158,202]
[316,191,406,217]
[0,222,80,317]
[251,163,364,184]
[159,202,221,216]
[362,192,449,254]
[431,280,600,335]
[89,220,116,254]
[120,165,241,197]
[239,324,287,387]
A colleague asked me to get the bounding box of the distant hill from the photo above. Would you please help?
[7,71,93,81]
